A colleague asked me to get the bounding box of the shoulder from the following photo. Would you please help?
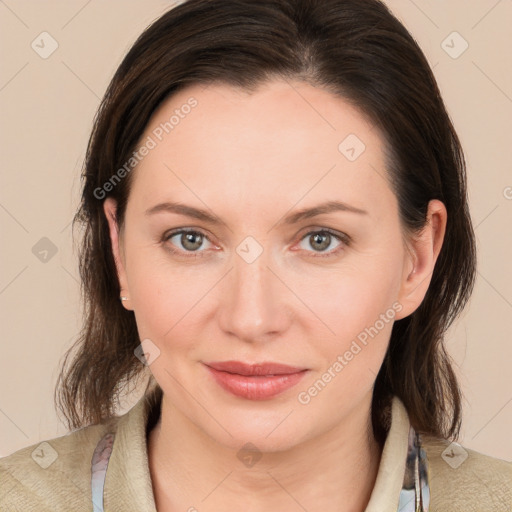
[0,417,118,512]
[421,435,512,511]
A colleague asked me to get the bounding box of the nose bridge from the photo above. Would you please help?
[218,237,288,341]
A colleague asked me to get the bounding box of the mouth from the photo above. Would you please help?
[203,360,309,400]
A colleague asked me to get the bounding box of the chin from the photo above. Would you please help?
[200,410,312,455]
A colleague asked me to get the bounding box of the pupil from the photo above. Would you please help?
[312,233,329,251]
[183,233,202,250]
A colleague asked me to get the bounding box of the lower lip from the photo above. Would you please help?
[205,365,308,400]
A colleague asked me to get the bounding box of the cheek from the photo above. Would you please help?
[291,247,404,396]
[294,269,400,409]
[125,249,214,343]
[297,257,403,340]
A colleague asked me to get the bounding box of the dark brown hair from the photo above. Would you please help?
[55,0,476,445]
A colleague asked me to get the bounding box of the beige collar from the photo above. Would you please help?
[103,387,410,511]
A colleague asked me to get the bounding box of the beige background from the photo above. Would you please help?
[1,0,511,460]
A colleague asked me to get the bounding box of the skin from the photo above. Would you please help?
[104,79,446,512]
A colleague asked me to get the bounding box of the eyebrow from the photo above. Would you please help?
[281,200,368,224]
[144,200,368,226]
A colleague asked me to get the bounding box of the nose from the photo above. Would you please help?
[217,244,291,344]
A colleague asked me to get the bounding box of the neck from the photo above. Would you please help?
[148,391,383,512]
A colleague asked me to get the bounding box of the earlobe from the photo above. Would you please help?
[395,199,447,320]
[103,198,133,311]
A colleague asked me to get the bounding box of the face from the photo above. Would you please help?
[104,79,445,452]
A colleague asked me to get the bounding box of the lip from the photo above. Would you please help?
[203,361,308,400]
[205,360,306,376]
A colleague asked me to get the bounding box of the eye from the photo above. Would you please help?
[161,227,350,259]
[296,228,349,257]
[162,229,213,257]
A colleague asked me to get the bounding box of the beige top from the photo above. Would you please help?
[1,385,511,511]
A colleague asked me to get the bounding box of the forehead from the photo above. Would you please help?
[128,79,395,218]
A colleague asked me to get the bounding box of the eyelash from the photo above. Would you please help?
[161,227,350,259]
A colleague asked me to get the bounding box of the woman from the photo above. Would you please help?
[1,0,510,510]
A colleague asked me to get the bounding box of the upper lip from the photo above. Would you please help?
[204,361,307,376]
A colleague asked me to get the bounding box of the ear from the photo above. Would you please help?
[395,199,447,320]
[103,197,133,311]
